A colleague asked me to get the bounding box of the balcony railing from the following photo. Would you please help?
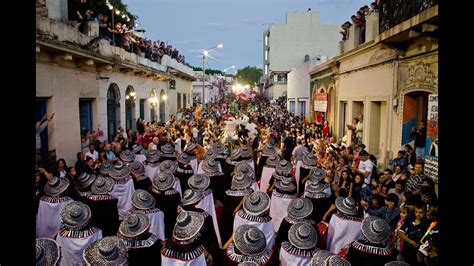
[379,0,438,33]
[36,16,193,76]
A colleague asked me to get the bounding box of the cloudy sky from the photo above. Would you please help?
[123,0,367,74]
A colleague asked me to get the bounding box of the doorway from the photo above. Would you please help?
[79,99,93,134]
[401,91,430,146]
[107,84,121,141]
[160,90,166,123]
[125,86,136,130]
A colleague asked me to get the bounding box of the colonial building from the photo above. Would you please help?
[36,4,195,164]
[310,1,438,169]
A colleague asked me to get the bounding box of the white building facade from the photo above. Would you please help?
[192,72,227,104]
[262,11,340,99]
[287,56,328,119]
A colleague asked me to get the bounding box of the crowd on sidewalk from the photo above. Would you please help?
[35,95,438,265]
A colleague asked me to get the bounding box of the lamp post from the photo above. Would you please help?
[223,65,235,73]
[222,66,235,100]
[202,43,223,105]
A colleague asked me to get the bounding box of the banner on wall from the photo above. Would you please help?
[424,156,438,183]
[425,94,438,183]
[314,93,328,112]
[425,94,438,158]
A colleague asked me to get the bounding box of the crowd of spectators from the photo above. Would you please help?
[340,1,381,42]
[70,0,186,65]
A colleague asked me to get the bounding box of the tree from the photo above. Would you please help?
[235,66,262,86]
[76,0,138,28]
[192,67,224,75]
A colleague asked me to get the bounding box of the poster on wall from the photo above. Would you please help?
[425,94,438,157]
[424,156,438,183]
[425,94,438,183]
[314,93,328,112]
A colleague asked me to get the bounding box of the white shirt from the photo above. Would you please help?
[280,246,313,266]
[36,197,74,238]
[85,150,99,162]
[192,128,199,138]
[175,139,182,154]
[161,253,206,266]
[146,210,166,241]
[56,228,103,266]
[356,121,363,139]
[110,179,135,220]
[326,213,363,254]
[259,166,275,193]
[269,194,294,232]
[358,159,374,184]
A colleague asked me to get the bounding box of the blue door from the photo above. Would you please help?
[107,85,120,141]
[140,99,145,119]
[79,100,93,134]
[300,101,306,117]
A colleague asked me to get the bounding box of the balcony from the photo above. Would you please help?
[379,0,438,33]
[339,1,437,54]
[36,16,194,80]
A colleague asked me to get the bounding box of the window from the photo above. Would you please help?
[183,94,187,108]
[265,50,268,61]
[79,99,93,133]
[265,64,268,75]
[265,34,269,46]
[289,101,296,113]
[300,101,306,117]
[140,99,145,119]
[177,93,181,109]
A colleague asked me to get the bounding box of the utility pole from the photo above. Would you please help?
[202,55,206,105]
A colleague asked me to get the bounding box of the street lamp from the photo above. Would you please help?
[202,43,223,104]
[223,65,236,73]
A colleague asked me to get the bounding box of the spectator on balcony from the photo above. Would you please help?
[98,14,112,43]
[370,2,378,13]
[356,11,366,43]
[75,0,93,33]
[340,22,351,41]
[350,15,360,28]
[363,5,370,17]
[158,42,166,58]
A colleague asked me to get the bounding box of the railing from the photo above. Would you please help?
[379,0,438,33]
[37,16,193,76]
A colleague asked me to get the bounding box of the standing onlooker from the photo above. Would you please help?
[36,113,54,163]
[358,150,373,185]
[406,160,427,194]
[398,204,430,265]
[53,158,68,178]
[410,121,427,159]
[85,143,99,162]
[75,0,92,33]
[394,206,412,254]
[322,121,330,138]
[391,150,408,171]
[404,144,417,168]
